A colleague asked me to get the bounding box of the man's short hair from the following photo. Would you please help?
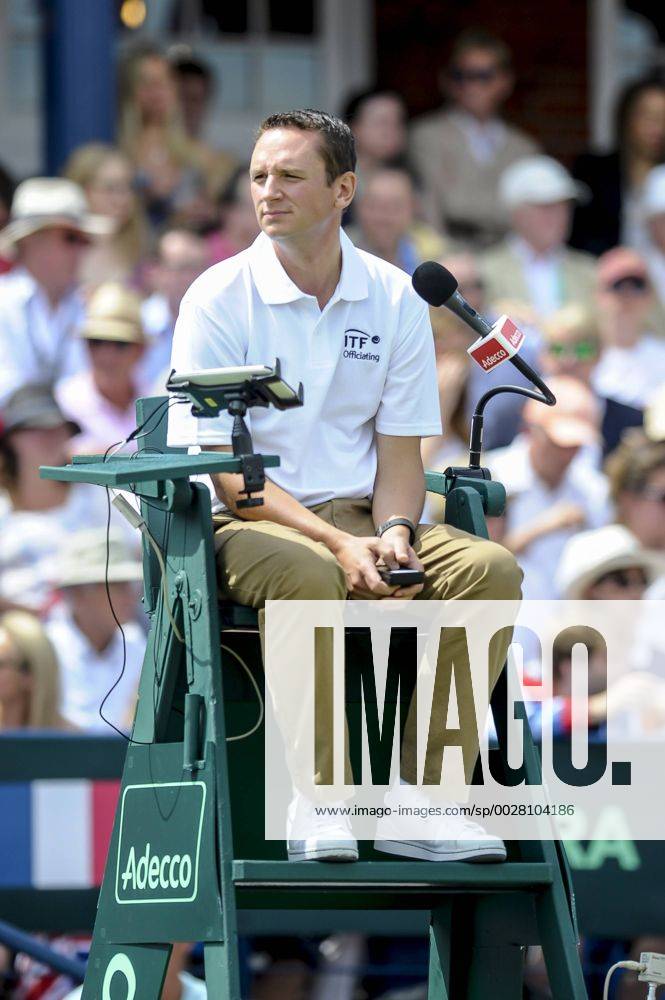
[255,109,356,185]
[448,28,513,72]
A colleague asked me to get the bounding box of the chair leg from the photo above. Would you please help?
[466,944,524,999]
[535,884,588,999]
[428,902,452,999]
[204,941,243,1000]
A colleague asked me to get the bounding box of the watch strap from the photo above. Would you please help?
[376,517,417,546]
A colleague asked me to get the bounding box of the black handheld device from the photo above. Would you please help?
[379,568,425,587]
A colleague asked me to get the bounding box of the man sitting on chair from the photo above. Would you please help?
[168,109,522,864]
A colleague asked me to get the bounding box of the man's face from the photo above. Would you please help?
[542,327,599,383]
[67,581,138,629]
[154,231,208,313]
[527,424,580,484]
[250,128,355,243]
[86,339,144,382]
[9,424,72,470]
[447,47,512,120]
[356,172,414,249]
[596,271,654,327]
[19,227,89,291]
[512,201,572,254]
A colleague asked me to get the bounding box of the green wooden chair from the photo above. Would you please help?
[40,396,587,999]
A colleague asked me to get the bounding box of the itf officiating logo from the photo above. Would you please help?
[343,328,381,362]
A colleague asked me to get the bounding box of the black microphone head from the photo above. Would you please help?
[412,261,458,307]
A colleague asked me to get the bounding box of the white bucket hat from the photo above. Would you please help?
[500,156,589,210]
[556,524,663,599]
[58,528,143,589]
[0,177,113,256]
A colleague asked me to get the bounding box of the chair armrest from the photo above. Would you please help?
[424,470,447,496]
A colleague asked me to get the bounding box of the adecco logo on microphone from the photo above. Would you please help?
[114,781,206,904]
[468,315,525,371]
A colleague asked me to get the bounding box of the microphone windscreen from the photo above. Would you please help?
[412,261,458,307]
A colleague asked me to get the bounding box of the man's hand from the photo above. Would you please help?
[331,529,425,600]
[376,527,425,600]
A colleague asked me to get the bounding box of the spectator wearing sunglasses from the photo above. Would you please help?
[593,247,665,410]
[542,305,600,383]
[541,304,643,456]
[410,29,539,250]
[55,283,148,454]
[0,179,112,403]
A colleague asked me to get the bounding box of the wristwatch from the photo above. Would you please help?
[375,517,417,546]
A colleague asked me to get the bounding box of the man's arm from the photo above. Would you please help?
[209,446,394,596]
[373,433,426,530]
[370,433,427,598]
[210,445,347,549]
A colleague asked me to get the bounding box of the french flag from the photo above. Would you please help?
[0,780,119,888]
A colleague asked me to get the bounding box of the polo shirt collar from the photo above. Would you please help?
[248,229,368,305]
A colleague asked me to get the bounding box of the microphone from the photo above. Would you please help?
[412,260,555,467]
[412,261,492,339]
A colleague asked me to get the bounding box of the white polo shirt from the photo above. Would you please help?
[168,230,441,506]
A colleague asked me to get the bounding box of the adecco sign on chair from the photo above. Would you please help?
[115,782,206,905]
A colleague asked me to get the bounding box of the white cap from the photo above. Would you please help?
[643,164,665,218]
[499,155,589,210]
[0,177,113,255]
[556,524,663,599]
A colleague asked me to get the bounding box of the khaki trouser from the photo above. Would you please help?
[213,498,522,794]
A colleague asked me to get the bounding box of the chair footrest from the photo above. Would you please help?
[233,860,553,892]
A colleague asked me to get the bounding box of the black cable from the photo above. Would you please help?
[96,398,179,742]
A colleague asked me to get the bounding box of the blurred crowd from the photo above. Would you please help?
[1,27,665,1000]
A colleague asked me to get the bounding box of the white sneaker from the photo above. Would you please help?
[374,783,506,863]
[286,790,359,862]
